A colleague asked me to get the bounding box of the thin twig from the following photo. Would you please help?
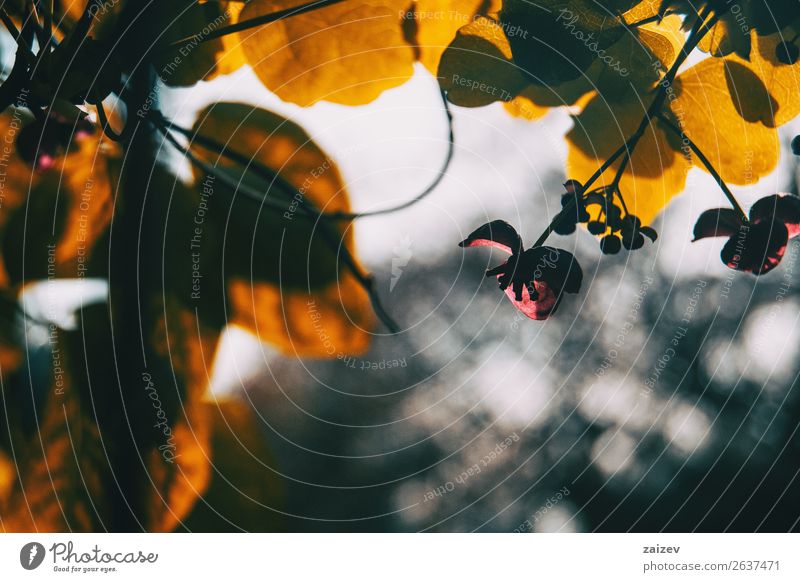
[150,90,453,221]
[35,0,54,72]
[95,101,125,142]
[611,151,630,191]
[626,14,661,29]
[614,186,630,216]
[327,89,453,220]
[610,151,631,215]
[154,117,292,212]
[657,112,749,222]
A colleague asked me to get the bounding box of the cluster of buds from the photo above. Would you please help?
[555,180,658,254]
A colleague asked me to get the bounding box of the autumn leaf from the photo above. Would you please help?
[437,16,528,107]
[181,399,283,532]
[568,43,786,228]
[231,0,507,105]
[143,297,220,532]
[662,1,800,59]
[736,30,800,127]
[567,91,689,226]
[236,0,414,106]
[405,0,502,74]
[502,90,551,121]
[575,15,681,103]
[152,0,246,87]
[190,102,372,356]
[722,60,778,126]
[1,114,120,287]
[499,0,640,86]
[670,56,780,185]
[697,15,751,59]
[0,285,225,533]
[439,11,682,112]
[0,110,39,287]
[0,317,110,531]
[622,0,660,23]
[0,391,108,531]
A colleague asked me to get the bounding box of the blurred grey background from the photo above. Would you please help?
[165,65,800,532]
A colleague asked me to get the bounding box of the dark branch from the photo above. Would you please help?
[327,89,454,220]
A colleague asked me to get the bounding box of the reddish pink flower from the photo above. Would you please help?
[459,220,583,320]
[16,113,95,171]
[693,194,800,275]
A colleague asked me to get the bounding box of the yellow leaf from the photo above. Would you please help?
[191,102,372,356]
[503,91,550,121]
[439,13,682,113]
[55,135,119,275]
[229,277,371,357]
[739,31,800,127]
[0,450,13,506]
[145,414,211,532]
[215,1,250,77]
[499,0,640,86]
[409,0,501,74]
[182,399,283,532]
[529,16,680,108]
[0,326,108,531]
[154,0,246,87]
[142,294,220,531]
[586,17,681,103]
[1,123,119,286]
[0,110,40,287]
[622,0,660,23]
[437,16,527,107]
[723,60,778,127]
[567,92,689,226]
[697,17,751,58]
[238,0,415,106]
[671,57,780,185]
[0,299,219,532]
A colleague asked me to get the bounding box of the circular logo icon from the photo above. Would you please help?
[20,542,46,570]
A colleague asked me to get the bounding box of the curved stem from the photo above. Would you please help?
[614,187,630,216]
[327,89,454,220]
[609,149,632,216]
[152,117,401,333]
[611,152,630,192]
[148,84,451,333]
[151,89,453,222]
[95,100,125,142]
[657,112,748,223]
[158,122,302,209]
